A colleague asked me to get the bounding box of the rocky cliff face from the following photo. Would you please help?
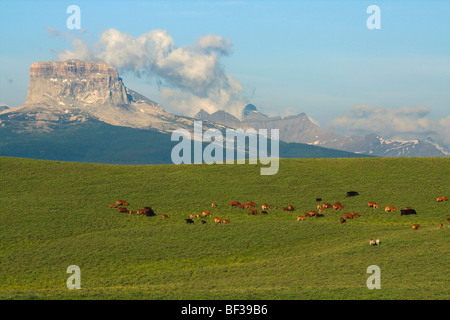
[26,60,130,107]
[1,60,206,133]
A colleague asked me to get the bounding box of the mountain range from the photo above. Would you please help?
[0,59,447,165]
[195,104,449,157]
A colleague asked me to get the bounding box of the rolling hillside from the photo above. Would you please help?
[0,156,449,300]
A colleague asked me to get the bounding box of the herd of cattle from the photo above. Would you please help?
[109,195,449,241]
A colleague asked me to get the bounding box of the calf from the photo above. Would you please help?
[412,224,420,230]
[385,206,397,212]
[439,223,443,229]
[162,214,169,219]
[222,219,230,224]
[297,216,305,221]
[214,217,222,224]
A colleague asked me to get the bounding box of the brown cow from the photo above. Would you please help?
[136,209,145,215]
[333,202,344,210]
[439,223,443,229]
[340,217,346,223]
[190,214,196,219]
[262,204,270,211]
[118,207,128,213]
[211,203,217,207]
[412,224,420,230]
[352,213,361,218]
[385,206,397,212]
[202,211,211,217]
[369,239,376,246]
[297,216,304,221]
[287,205,294,211]
[230,201,241,207]
[109,204,118,208]
[437,196,448,202]
[319,207,326,213]
[248,209,259,215]
[116,200,129,206]
[303,212,311,218]
[309,211,318,217]
[162,214,169,219]
[214,217,222,224]
[317,204,323,210]
[447,218,450,222]
[246,201,257,208]
[343,213,353,219]
[282,207,288,211]
[368,201,379,208]
[323,203,333,209]
[129,210,134,215]
[222,219,230,224]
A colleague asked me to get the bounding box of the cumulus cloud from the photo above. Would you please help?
[330,105,450,147]
[57,28,246,118]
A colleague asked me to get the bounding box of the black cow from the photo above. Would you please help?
[316,198,322,202]
[401,209,417,216]
[346,191,359,197]
[185,219,194,224]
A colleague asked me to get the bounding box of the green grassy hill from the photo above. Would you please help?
[0,156,449,300]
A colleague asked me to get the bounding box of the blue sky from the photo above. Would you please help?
[1,0,449,143]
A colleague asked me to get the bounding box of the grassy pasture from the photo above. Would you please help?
[0,156,449,299]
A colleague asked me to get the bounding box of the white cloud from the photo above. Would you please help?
[57,28,246,118]
[330,105,450,147]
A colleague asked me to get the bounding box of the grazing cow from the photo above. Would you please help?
[368,201,380,209]
[333,202,344,210]
[369,239,376,246]
[116,200,128,206]
[185,219,194,224]
[261,210,268,215]
[143,207,156,217]
[385,206,397,212]
[214,217,222,224]
[436,196,448,202]
[346,191,359,197]
[129,210,134,215]
[297,216,305,221]
[352,213,361,218]
[248,209,259,215]
[401,209,417,216]
[162,214,169,219]
[222,219,230,224]
[109,204,118,208]
[282,207,288,211]
[319,207,326,213]
[136,209,145,215]
[343,213,353,219]
[246,201,257,208]
[230,201,241,207]
[310,211,318,217]
[447,218,450,222]
[315,213,324,218]
[412,224,420,230]
[118,207,128,213]
[303,213,311,218]
[202,211,211,217]
[262,204,270,211]
[439,223,443,229]
[317,204,323,210]
[316,198,322,202]
[189,214,196,219]
[201,220,207,224]
[211,203,217,207]
[340,217,346,224]
[323,203,333,209]
[287,205,294,211]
